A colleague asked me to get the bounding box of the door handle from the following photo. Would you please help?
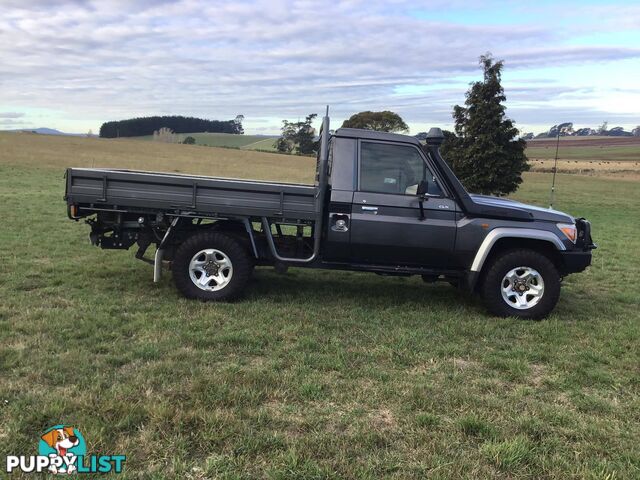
[361,206,378,214]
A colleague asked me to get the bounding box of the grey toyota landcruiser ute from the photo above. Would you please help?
[64,112,595,319]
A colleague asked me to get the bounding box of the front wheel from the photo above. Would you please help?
[480,249,561,319]
[172,231,253,301]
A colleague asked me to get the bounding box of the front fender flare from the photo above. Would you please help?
[470,227,566,273]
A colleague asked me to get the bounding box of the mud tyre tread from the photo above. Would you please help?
[480,248,561,320]
[172,231,252,301]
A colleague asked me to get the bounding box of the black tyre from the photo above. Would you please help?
[480,249,561,320]
[172,231,253,301]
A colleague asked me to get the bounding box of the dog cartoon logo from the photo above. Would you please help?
[38,425,86,474]
[5,424,125,474]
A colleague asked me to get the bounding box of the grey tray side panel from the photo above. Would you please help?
[66,168,318,220]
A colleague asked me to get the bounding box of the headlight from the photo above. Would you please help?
[557,223,577,243]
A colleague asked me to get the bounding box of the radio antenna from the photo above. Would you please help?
[549,128,560,209]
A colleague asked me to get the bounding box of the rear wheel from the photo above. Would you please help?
[480,249,561,319]
[172,231,252,301]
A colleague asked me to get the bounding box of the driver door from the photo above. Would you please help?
[349,140,457,267]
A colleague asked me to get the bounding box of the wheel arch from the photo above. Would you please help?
[208,219,258,259]
[468,228,565,291]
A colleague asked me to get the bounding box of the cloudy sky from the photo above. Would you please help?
[1,0,639,135]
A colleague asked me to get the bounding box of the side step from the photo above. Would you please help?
[321,261,465,277]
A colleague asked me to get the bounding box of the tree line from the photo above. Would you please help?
[275,114,319,155]
[278,54,527,196]
[526,121,640,139]
[99,115,244,138]
[274,111,411,155]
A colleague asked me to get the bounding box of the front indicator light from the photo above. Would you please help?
[557,223,577,243]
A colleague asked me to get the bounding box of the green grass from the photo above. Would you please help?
[526,144,640,162]
[241,137,279,152]
[134,132,278,150]
[0,157,639,477]
[183,133,277,150]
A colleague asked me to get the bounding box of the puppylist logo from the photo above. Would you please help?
[5,425,125,474]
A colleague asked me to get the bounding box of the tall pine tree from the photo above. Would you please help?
[441,54,528,196]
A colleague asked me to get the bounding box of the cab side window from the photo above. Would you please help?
[359,142,443,196]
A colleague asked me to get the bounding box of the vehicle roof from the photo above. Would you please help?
[333,127,421,146]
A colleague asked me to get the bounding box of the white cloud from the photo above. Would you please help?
[0,119,28,126]
[0,0,638,134]
[0,112,26,118]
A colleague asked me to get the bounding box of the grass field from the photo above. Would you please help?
[1,133,639,478]
[141,132,640,174]
[133,132,279,151]
[0,132,313,182]
[526,136,640,177]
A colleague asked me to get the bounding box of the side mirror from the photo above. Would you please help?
[416,179,428,197]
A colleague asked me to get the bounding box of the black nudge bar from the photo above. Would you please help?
[576,218,597,250]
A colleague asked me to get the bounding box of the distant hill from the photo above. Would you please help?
[29,127,65,135]
[2,127,84,136]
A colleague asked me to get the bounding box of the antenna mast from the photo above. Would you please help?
[549,128,560,209]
